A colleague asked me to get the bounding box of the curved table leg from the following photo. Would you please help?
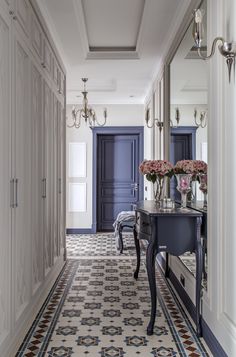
[118,225,124,254]
[146,240,158,335]
[195,216,203,337]
[133,226,140,280]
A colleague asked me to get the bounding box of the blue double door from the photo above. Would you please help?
[97,133,142,231]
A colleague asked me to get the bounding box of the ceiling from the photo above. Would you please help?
[37,0,191,105]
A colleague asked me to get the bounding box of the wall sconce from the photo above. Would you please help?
[145,107,180,131]
[194,108,207,128]
[192,9,236,82]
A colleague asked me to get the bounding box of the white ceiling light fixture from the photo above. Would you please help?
[67,78,107,129]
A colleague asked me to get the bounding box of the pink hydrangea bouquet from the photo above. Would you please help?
[139,160,174,183]
[174,160,207,180]
[139,160,174,201]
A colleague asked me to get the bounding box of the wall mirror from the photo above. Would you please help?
[169,0,208,289]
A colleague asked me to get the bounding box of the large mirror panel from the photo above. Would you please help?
[169,0,208,289]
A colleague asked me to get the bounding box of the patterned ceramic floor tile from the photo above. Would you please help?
[16,233,212,357]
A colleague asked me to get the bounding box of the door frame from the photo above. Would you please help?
[170,126,197,160]
[92,126,144,233]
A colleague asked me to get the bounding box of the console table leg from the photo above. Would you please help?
[146,240,157,335]
[165,253,169,278]
[118,225,124,254]
[133,226,140,280]
[196,217,203,337]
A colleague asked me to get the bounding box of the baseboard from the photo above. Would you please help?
[66,228,95,234]
[156,254,227,357]
[2,257,65,357]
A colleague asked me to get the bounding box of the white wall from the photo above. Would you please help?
[66,104,144,229]
[203,0,236,355]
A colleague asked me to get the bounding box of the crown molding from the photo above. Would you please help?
[72,0,143,60]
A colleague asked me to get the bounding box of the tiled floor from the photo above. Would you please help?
[16,233,212,357]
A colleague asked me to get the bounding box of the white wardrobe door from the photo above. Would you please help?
[0,10,11,351]
[12,34,32,324]
[31,63,43,294]
[43,80,53,273]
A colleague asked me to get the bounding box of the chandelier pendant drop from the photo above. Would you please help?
[67,78,107,129]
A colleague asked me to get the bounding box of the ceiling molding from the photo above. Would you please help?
[72,0,143,60]
[72,0,90,59]
[86,51,139,60]
[135,0,148,57]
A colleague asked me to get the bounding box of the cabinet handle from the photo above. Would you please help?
[42,178,46,198]
[10,179,14,208]
[15,179,18,207]
[58,178,62,194]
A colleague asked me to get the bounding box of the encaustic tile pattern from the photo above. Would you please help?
[16,233,211,357]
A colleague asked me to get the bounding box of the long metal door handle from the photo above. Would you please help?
[15,179,18,207]
[42,178,46,198]
[10,179,15,208]
[58,178,62,194]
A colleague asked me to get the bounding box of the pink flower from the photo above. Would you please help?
[174,160,207,176]
[139,160,174,181]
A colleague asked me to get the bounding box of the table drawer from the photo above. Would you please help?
[136,212,151,235]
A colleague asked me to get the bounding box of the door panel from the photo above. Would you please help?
[13,36,31,323]
[0,10,11,347]
[43,81,53,273]
[31,63,43,293]
[97,134,140,231]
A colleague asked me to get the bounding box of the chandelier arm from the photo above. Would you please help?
[197,37,224,60]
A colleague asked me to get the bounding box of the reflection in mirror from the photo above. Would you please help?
[169,0,208,289]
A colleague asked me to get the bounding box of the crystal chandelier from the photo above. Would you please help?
[67,78,107,128]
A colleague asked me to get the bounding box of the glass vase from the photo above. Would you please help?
[175,174,192,208]
[198,173,207,210]
[153,177,165,204]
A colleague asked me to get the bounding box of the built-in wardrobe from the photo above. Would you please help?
[0,1,66,355]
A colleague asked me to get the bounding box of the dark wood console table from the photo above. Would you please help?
[133,200,203,336]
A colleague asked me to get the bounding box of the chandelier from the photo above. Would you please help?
[145,107,180,131]
[67,78,107,128]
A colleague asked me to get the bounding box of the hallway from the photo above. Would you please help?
[16,234,211,356]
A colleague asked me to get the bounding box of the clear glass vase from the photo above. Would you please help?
[198,173,207,210]
[175,174,192,208]
[153,177,166,204]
